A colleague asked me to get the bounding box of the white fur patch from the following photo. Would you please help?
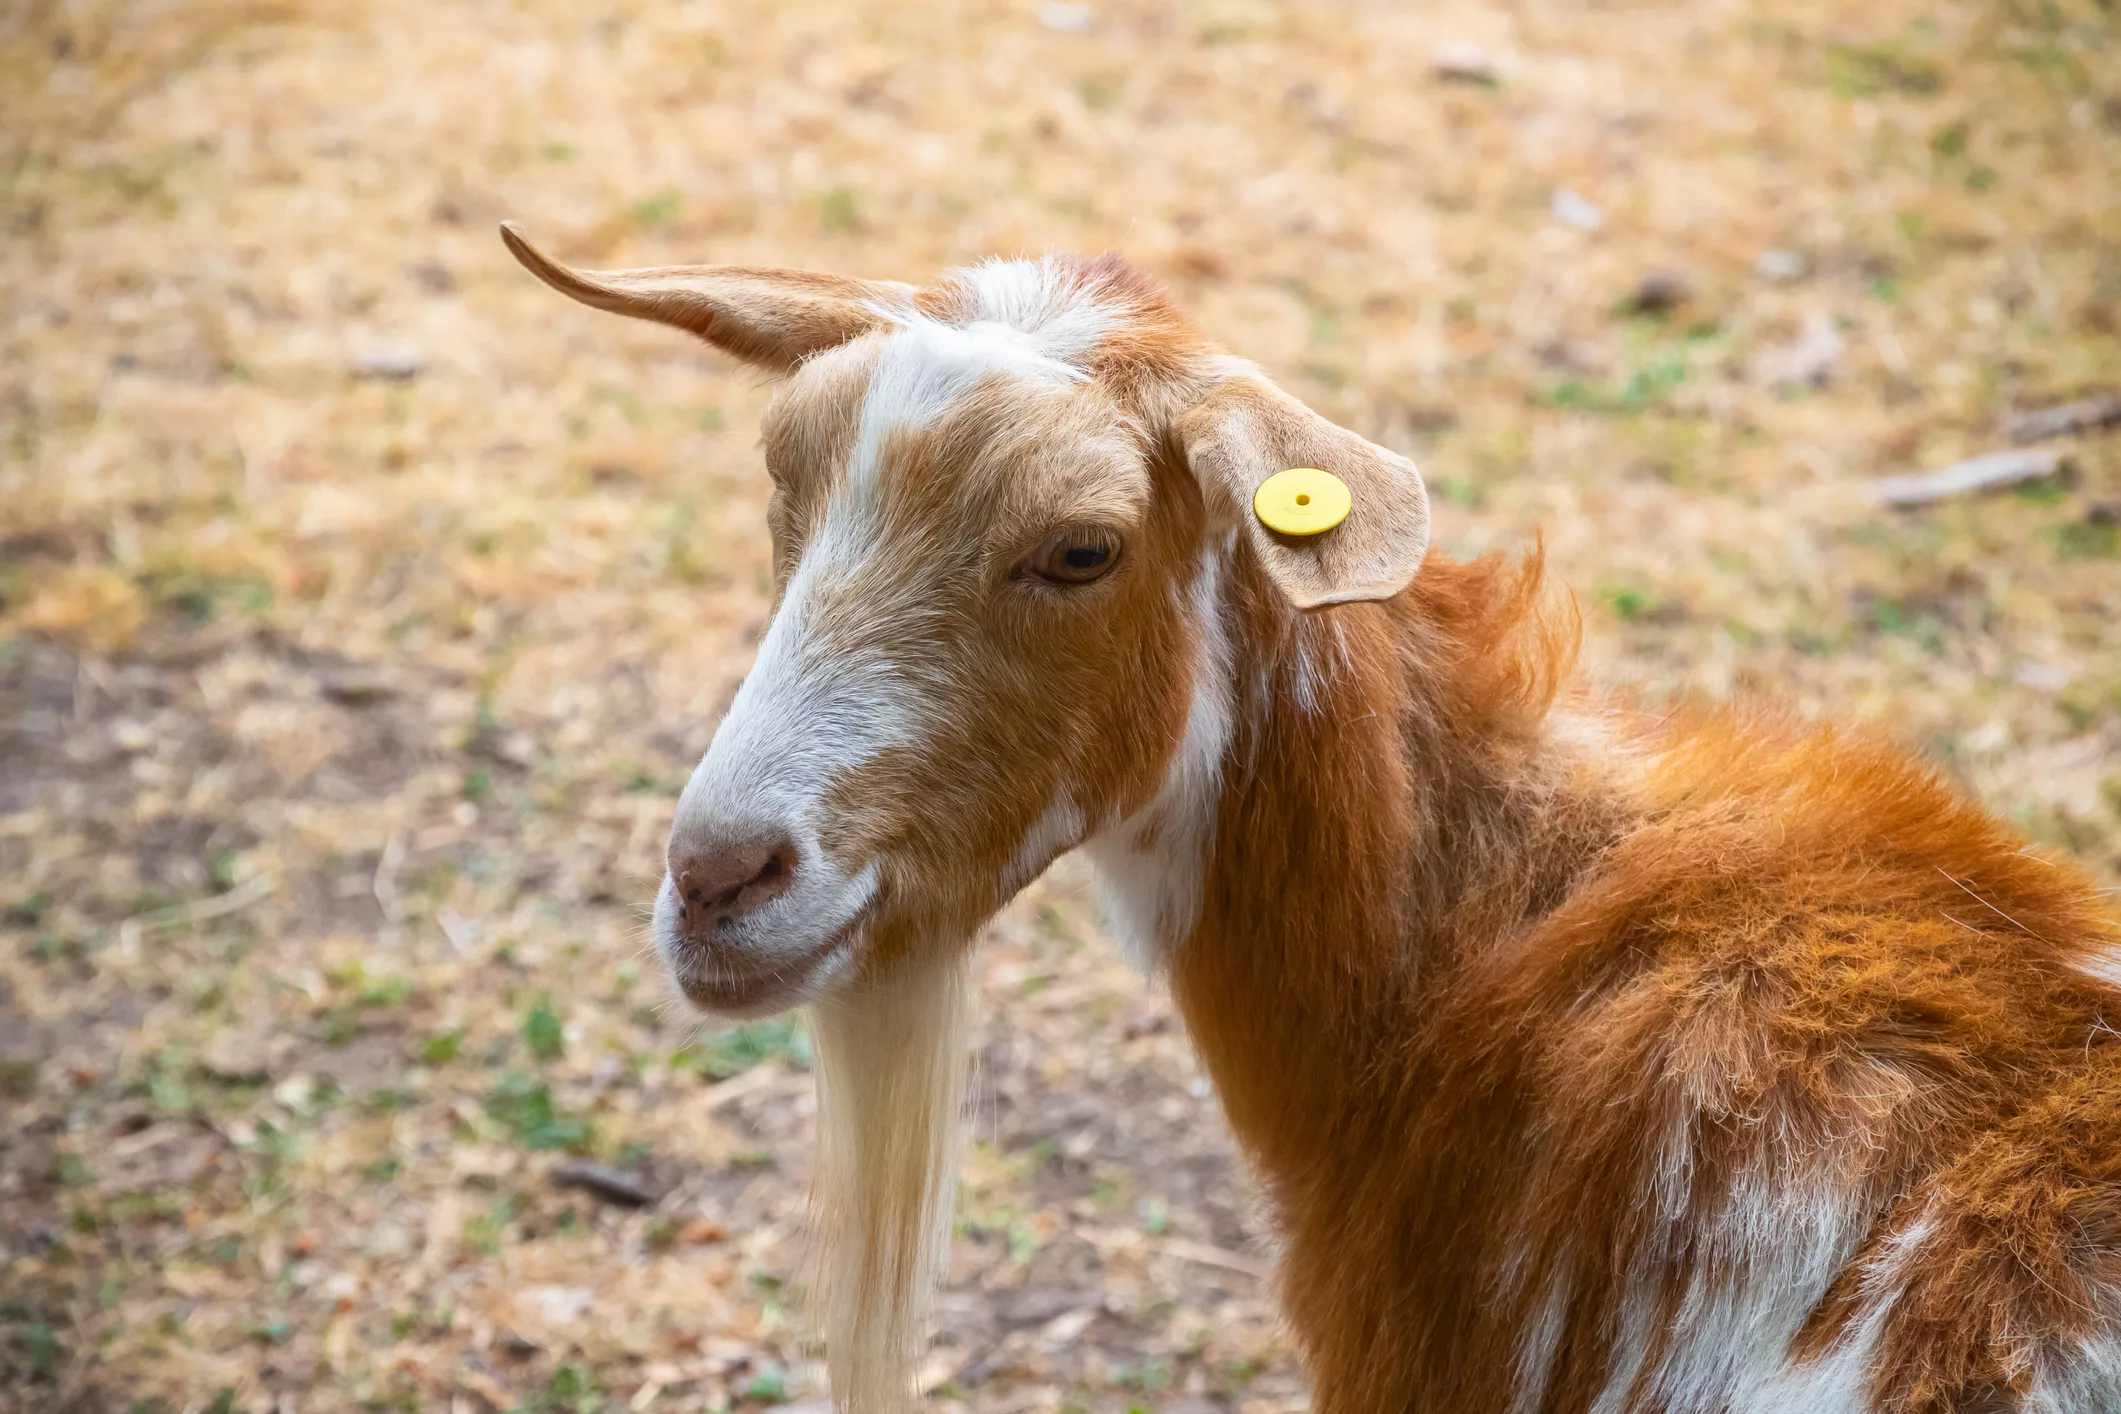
[1084,537,1235,968]
[1510,1261,1571,1414]
[2028,1321,2121,1413]
[858,255,1119,383]
[1546,707,1618,754]
[1005,793,1085,896]
[959,258,1119,364]
[1287,615,1348,717]
[1727,1212,1939,1414]
[1503,1173,1906,1414]
[846,317,1084,501]
[1647,1172,1874,1413]
[2071,944,2121,992]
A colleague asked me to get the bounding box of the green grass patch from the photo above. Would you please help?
[3,890,52,926]
[820,185,858,233]
[1826,40,1941,97]
[19,1321,58,1374]
[675,1017,811,1080]
[484,1073,589,1151]
[632,189,680,227]
[1595,580,1680,624]
[147,1063,190,1112]
[1079,74,1122,109]
[522,1002,565,1063]
[2055,521,2118,560]
[527,1363,604,1414]
[327,961,411,1010]
[140,566,273,624]
[0,1059,38,1098]
[1541,345,1690,414]
[242,1316,293,1344]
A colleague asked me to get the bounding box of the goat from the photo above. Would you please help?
[502,224,2121,1414]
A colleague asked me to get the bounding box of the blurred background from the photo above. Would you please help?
[1,0,2117,1409]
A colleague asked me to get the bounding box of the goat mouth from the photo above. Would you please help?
[664,912,867,1018]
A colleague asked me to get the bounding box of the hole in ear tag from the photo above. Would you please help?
[1254,467,1352,537]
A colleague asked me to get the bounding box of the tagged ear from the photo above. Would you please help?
[499,222,917,373]
[1177,375,1430,607]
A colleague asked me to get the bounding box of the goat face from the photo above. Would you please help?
[666,328,1202,1014]
[501,226,1432,1015]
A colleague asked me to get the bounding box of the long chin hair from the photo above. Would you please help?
[806,948,973,1414]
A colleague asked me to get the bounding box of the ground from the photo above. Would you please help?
[2,0,2118,1411]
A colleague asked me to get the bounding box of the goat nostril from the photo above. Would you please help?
[671,832,800,930]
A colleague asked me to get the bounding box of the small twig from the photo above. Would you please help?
[117,876,277,957]
[698,1061,800,1111]
[72,655,112,725]
[373,830,406,926]
[1075,1225,1272,1280]
[2006,395,2121,447]
[1150,1235,1273,1280]
[435,906,480,959]
[1868,448,2066,506]
[549,1158,662,1208]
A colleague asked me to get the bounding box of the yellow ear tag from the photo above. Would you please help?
[1253,467,1351,537]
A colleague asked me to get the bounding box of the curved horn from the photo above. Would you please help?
[499,222,915,373]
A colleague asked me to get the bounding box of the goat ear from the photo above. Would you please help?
[1176,374,1430,608]
[499,222,916,373]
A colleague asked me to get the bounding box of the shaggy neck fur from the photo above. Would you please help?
[1164,545,1631,1410]
[1170,544,1614,1166]
[1159,545,2121,1414]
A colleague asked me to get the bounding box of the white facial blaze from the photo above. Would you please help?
[659,539,905,990]
[846,314,1086,498]
[697,553,913,830]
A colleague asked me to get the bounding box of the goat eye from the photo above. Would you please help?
[1020,527,1123,586]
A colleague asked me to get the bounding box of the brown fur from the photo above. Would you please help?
[1180,542,2121,1413]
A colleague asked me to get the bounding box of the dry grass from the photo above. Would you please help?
[2,0,2118,1410]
